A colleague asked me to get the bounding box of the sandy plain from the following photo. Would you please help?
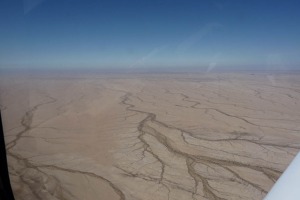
[1,71,300,200]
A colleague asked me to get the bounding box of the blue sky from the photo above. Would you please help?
[1,0,300,70]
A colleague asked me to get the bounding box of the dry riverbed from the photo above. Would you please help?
[1,72,300,200]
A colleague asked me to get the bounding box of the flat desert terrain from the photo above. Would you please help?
[1,72,300,200]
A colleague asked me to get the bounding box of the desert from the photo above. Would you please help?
[1,71,300,200]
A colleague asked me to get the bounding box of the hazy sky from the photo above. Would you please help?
[1,0,300,70]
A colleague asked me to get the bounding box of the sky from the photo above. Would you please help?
[0,0,300,71]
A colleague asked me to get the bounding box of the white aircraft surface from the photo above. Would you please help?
[264,152,300,200]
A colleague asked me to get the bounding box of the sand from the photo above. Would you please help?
[1,72,300,200]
